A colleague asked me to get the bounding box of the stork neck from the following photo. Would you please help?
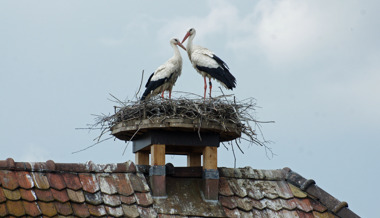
[172,44,181,59]
[186,34,195,53]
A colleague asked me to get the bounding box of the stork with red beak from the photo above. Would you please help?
[182,28,236,99]
[141,38,186,101]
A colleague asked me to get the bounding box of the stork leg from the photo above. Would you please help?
[203,77,207,99]
[161,90,165,99]
[209,78,212,98]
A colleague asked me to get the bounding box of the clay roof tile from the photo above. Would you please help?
[0,203,7,217]
[54,201,73,216]
[120,194,136,205]
[23,201,42,216]
[3,189,21,200]
[219,177,234,196]
[6,200,26,216]
[102,194,121,207]
[137,206,157,218]
[47,173,66,190]
[34,189,54,202]
[0,189,5,203]
[83,191,103,205]
[105,205,124,217]
[79,173,99,193]
[135,192,153,207]
[98,174,118,195]
[122,204,139,217]
[219,195,237,209]
[62,173,82,190]
[113,173,134,196]
[88,204,107,216]
[16,172,34,189]
[38,201,58,216]
[31,172,50,190]
[0,171,19,190]
[51,188,70,203]
[71,203,90,218]
[19,189,37,201]
[67,189,85,203]
[128,173,150,193]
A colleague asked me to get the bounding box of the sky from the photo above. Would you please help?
[1,0,379,216]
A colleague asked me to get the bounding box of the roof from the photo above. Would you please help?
[0,158,359,217]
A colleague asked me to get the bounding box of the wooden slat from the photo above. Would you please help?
[151,144,165,166]
[135,152,149,165]
[187,154,201,167]
[203,146,217,170]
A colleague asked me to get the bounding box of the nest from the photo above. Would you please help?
[89,93,272,157]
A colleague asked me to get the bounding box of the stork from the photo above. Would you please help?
[141,38,186,101]
[181,28,236,99]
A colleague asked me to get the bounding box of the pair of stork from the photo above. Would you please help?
[141,28,236,101]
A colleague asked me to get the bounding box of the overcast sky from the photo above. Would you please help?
[1,1,379,216]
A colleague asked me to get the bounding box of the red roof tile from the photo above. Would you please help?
[0,171,19,190]
[15,172,34,189]
[54,201,73,216]
[47,173,66,190]
[19,189,37,201]
[62,173,82,190]
[34,189,54,202]
[0,160,360,217]
[51,188,69,203]
[23,201,42,216]
[79,173,99,193]
[31,172,50,190]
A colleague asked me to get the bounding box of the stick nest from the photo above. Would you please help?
[93,93,272,151]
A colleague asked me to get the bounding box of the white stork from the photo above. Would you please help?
[181,28,236,99]
[141,38,186,101]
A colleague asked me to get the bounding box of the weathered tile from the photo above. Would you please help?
[31,172,50,190]
[235,197,253,211]
[250,198,265,210]
[219,167,243,178]
[240,210,254,217]
[128,173,150,192]
[120,195,136,204]
[289,183,307,198]
[312,211,336,218]
[219,195,237,209]
[228,178,247,198]
[309,198,327,213]
[98,174,118,195]
[298,211,316,218]
[113,173,134,196]
[261,169,285,181]
[0,203,8,216]
[54,201,73,216]
[278,209,300,218]
[251,209,269,218]
[72,203,90,218]
[84,191,103,205]
[88,204,107,216]
[19,189,37,201]
[3,189,21,200]
[103,194,121,207]
[251,180,281,199]
[280,198,298,210]
[0,189,5,202]
[219,177,233,196]
[62,173,82,191]
[294,198,313,213]
[260,198,284,211]
[122,204,139,218]
[47,173,66,190]
[276,180,294,199]
[51,188,69,203]
[135,192,153,206]
[6,200,25,216]
[79,173,99,193]
[38,201,58,216]
[67,189,85,203]
[222,207,240,217]
[105,205,124,217]
[138,206,157,218]
[0,170,19,190]
[34,189,54,202]
[247,180,264,200]
[16,172,34,189]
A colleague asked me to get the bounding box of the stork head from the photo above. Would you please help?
[181,28,196,44]
[171,38,186,51]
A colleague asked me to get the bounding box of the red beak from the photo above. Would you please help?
[181,31,190,44]
[177,41,186,51]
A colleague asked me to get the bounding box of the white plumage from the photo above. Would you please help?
[141,38,186,101]
[182,28,236,99]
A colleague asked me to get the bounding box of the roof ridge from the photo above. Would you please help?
[0,158,136,174]
[282,167,360,218]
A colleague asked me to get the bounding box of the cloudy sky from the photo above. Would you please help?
[1,1,379,216]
